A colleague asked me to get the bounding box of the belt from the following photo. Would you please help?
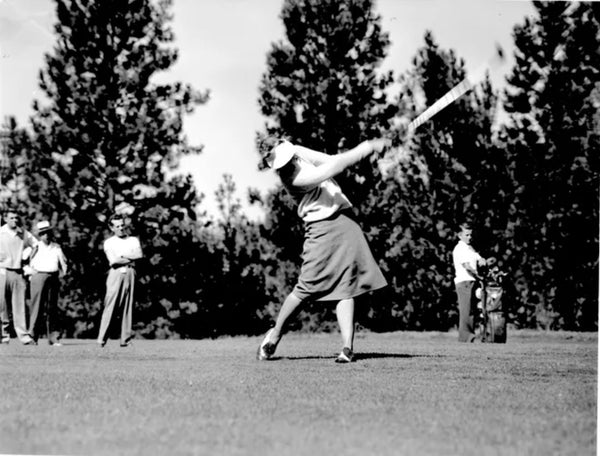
[305,208,352,225]
[5,268,23,273]
[110,263,135,269]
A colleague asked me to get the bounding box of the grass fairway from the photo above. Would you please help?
[0,331,596,456]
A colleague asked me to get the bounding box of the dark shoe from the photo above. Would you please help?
[335,347,354,363]
[23,339,37,346]
[257,328,278,361]
[50,341,63,347]
[120,341,132,347]
[97,340,106,348]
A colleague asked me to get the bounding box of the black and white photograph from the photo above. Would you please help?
[0,0,597,454]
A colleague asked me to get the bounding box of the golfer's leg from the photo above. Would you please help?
[271,292,304,340]
[335,298,355,350]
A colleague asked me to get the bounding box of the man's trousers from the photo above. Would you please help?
[28,271,61,344]
[0,269,32,343]
[455,280,477,342]
[97,266,135,345]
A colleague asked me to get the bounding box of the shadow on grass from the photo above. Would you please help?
[355,352,444,360]
[276,352,444,361]
[59,341,97,346]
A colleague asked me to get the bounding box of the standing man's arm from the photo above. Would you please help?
[57,247,68,277]
[461,262,481,281]
[455,243,482,281]
[103,240,122,266]
[461,250,486,281]
[25,230,39,249]
[104,238,141,266]
[0,227,10,270]
[122,237,143,261]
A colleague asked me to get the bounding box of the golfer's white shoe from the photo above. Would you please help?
[257,328,278,361]
[335,347,354,363]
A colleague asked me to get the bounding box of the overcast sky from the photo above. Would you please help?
[0,0,534,218]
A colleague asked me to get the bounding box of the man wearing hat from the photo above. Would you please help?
[27,220,68,346]
[0,208,38,344]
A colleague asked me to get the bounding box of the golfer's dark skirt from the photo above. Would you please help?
[292,211,387,301]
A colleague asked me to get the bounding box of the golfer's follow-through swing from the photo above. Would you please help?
[257,45,507,362]
[257,138,390,363]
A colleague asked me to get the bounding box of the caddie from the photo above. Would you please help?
[452,222,487,342]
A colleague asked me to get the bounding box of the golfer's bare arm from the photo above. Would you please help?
[290,139,388,188]
[293,146,332,165]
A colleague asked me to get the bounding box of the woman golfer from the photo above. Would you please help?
[257,138,389,363]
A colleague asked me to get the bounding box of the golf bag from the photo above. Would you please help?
[476,265,507,343]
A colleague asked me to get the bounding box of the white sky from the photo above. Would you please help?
[0,0,534,219]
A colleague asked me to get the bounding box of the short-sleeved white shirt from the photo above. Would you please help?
[30,242,67,273]
[103,235,142,266]
[452,240,482,284]
[281,152,352,223]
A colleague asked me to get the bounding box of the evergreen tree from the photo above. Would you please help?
[0,119,35,214]
[28,0,208,336]
[255,0,397,329]
[502,1,599,329]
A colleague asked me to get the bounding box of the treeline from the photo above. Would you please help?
[1,0,597,338]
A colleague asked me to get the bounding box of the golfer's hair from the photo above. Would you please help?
[258,134,291,168]
[257,135,280,154]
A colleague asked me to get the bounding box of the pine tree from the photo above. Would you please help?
[0,119,35,214]
[28,0,209,336]
[502,2,599,329]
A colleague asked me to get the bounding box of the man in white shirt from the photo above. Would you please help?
[97,214,143,347]
[452,222,486,342]
[27,220,68,346]
[0,208,38,344]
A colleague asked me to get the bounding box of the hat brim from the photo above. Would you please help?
[271,142,296,170]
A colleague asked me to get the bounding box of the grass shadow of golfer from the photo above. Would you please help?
[354,352,443,360]
[276,353,443,361]
[270,355,331,361]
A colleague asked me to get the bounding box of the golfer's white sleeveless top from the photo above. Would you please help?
[282,156,352,223]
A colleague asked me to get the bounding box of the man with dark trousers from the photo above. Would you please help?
[27,220,68,346]
[97,214,143,347]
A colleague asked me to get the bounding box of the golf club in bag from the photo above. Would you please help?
[475,261,508,343]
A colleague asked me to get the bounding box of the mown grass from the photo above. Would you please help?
[0,330,596,456]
